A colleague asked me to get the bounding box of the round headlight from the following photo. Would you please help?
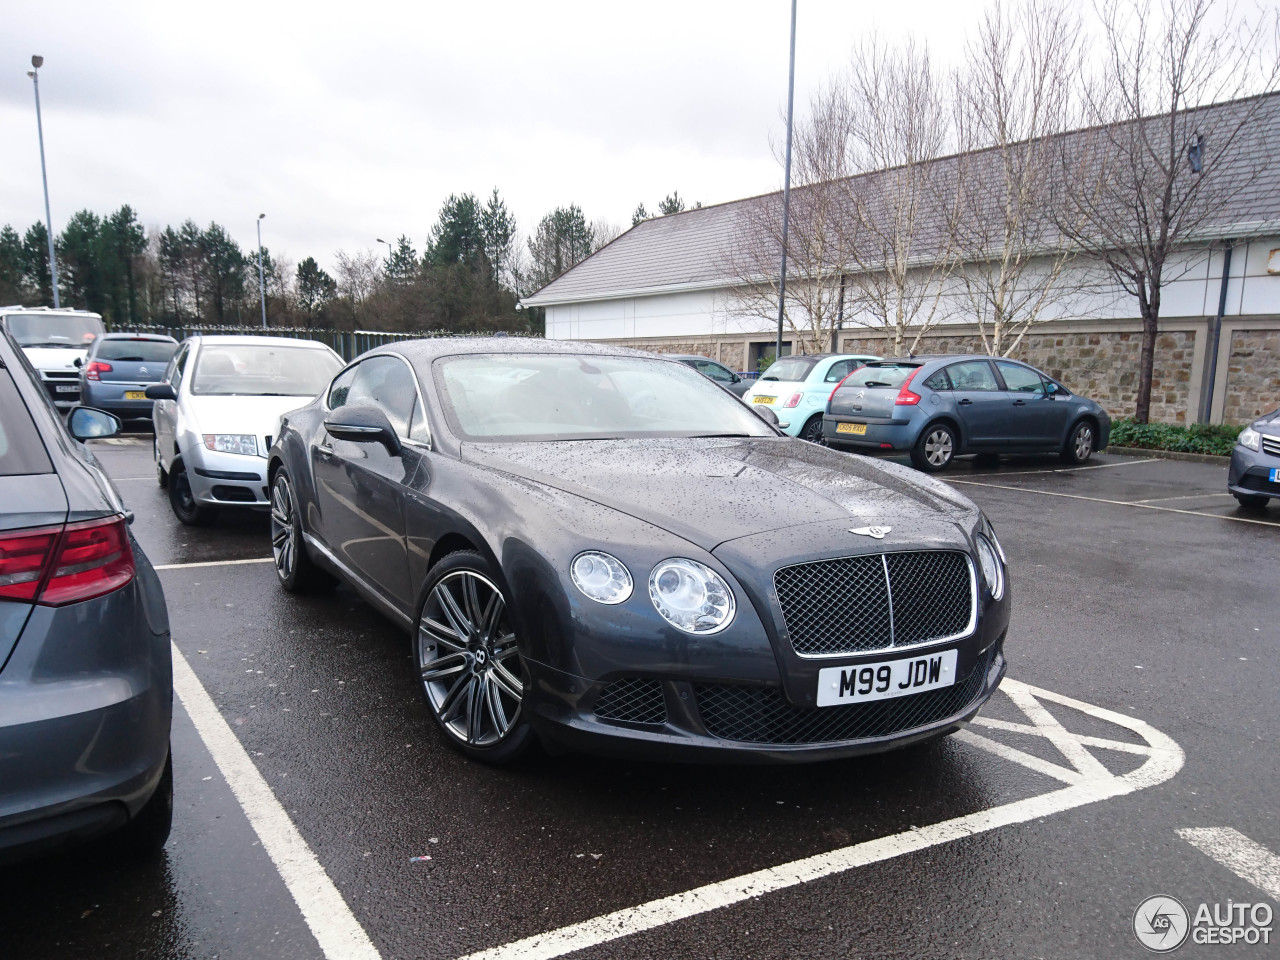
[648,558,736,634]
[975,536,1004,600]
[570,551,633,604]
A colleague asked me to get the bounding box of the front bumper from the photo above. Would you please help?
[184,445,271,507]
[1228,445,1280,499]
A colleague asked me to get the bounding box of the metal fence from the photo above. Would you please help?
[100,324,536,362]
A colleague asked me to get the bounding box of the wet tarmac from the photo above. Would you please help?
[2,439,1276,960]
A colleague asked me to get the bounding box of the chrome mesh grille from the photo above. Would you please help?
[774,551,972,656]
[1262,435,1280,457]
[696,645,995,745]
[593,678,667,726]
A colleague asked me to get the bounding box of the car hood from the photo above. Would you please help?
[21,346,87,372]
[1251,409,1280,431]
[461,437,979,551]
[185,394,311,437]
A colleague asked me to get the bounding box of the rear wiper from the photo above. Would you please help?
[760,376,779,381]
[860,381,892,387]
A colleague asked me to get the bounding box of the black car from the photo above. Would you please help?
[1228,410,1280,508]
[0,331,172,862]
[668,354,752,397]
[267,339,1009,764]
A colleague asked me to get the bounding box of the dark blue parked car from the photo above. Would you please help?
[823,355,1111,471]
[78,332,178,421]
[0,330,172,862]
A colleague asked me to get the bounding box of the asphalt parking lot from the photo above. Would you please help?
[3,440,1277,960]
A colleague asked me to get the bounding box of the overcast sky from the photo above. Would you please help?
[4,1,1026,268]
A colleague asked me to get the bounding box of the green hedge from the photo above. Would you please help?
[1109,418,1241,456]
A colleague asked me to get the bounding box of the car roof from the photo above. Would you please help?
[380,337,672,365]
[190,335,335,348]
[98,332,178,341]
[667,354,724,363]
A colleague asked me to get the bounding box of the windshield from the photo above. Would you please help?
[434,354,776,441]
[759,356,819,382]
[95,338,177,362]
[191,344,342,397]
[840,364,919,389]
[5,313,103,348]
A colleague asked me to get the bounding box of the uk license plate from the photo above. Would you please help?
[816,650,958,707]
[55,385,78,393]
[1270,468,1280,483]
[124,390,147,400]
[836,422,867,435]
[753,396,776,405]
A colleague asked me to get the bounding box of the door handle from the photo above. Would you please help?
[958,398,973,405]
[1012,399,1026,406]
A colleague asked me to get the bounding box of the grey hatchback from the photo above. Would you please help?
[0,331,172,862]
[824,355,1111,471]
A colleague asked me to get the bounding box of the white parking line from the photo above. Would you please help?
[949,478,1280,528]
[1130,493,1234,503]
[457,679,1182,960]
[153,557,274,571]
[1177,828,1280,900]
[960,457,1159,478]
[172,643,382,960]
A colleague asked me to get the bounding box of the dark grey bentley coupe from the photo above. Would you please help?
[267,339,1009,764]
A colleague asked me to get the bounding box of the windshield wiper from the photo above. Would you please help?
[760,376,779,381]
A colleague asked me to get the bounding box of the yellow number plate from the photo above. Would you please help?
[752,396,776,405]
[836,422,868,435]
[124,391,148,400]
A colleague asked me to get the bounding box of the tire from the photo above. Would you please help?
[799,414,826,444]
[168,462,216,526]
[1060,419,1096,464]
[416,551,533,764]
[911,423,957,472]
[115,749,173,858]
[1233,492,1270,510]
[155,439,168,489]
[270,469,336,592]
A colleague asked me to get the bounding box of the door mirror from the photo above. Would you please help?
[73,356,84,368]
[324,404,401,455]
[731,373,741,383]
[752,404,782,428]
[67,406,121,441]
[145,382,177,400]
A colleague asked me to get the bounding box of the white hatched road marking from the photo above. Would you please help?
[1178,828,1280,901]
[457,679,1183,960]
[172,643,382,960]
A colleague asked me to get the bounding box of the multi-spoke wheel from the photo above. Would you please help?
[911,422,957,472]
[800,414,826,444]
[1061,419,1096,464]
[270,469,334,593]
[416,552,533,762]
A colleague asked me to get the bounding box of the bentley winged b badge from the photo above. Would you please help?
[850,525,892,539]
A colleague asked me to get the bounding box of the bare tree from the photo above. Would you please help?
[334,248,382,329]
[952,0,1095,356]
[1060,0,1280,421]
[590,218,623,252]
[838,35,958,356]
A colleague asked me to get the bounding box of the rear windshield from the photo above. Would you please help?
[759,356,819,382]
[0,369,53,476]
[839,364,919,389]
[95,338,178,362]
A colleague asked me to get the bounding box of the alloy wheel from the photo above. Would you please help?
[924,428,953,467]
[270,475,297,581]
[1074,424,1093,460]
[418,570,523,747]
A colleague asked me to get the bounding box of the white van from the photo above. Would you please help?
[0,306,105,411]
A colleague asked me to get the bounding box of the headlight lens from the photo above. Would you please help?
[570,551,633,604]
[203,434,258,456]
[984,519,1007,565]
[1238,427,1261,451]
[975,535,1004,600]
[648,558,735,634]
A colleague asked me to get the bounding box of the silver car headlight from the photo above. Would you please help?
[203,434,258,456]
[570,551,633,604]
[975,536,1004,600]
[1238,427,1261,451]
[648,558,735,634]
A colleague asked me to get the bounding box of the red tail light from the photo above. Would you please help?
[85,360,113,381]
[783,393,803,408]
[0,517,134,606]
[895,368,923,405]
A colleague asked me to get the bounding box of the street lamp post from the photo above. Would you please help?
[27,55,60,309]
[375,237,394,263]
[775,0,798,364]
[256,214,267,329]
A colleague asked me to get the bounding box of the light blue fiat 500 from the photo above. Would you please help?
[742,353,880,442]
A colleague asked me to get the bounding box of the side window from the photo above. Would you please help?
[170,344,190,391]
[328,365,358,410]
[996,361,1046,393]
[824,360,851,383]
[345,356,418,438]
[407,397,432,444]
[696,359,733,383]
[945,360,1000,392]
[923,369,951,391]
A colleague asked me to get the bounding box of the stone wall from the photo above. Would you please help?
[1222,327,1280,422]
